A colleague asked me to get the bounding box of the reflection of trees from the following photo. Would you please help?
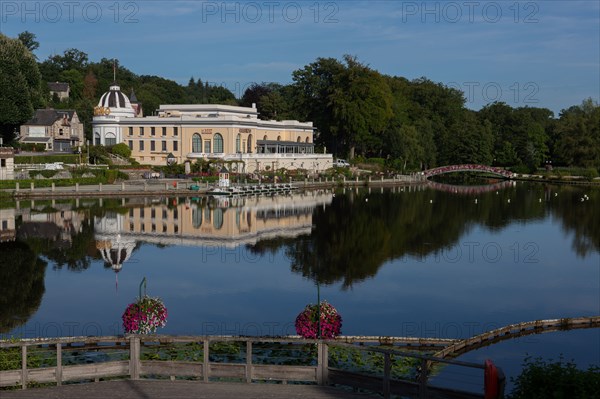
[251,184,597,287]
[49,219,97,271]
[0,241,47,333]
[548,186,600,257]
[21,219,97,272]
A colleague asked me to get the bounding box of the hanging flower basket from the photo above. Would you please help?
[295,301,342,339]
[121,278,167,334]
[122,296,168,334]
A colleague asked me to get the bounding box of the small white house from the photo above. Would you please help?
[218,166,230,188]
[0,147,15,180]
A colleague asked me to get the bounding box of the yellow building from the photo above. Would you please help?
[92,83,333,172]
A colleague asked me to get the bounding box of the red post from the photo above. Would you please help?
[484,359,504,399]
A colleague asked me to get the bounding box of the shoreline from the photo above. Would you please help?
[1,176,599,200]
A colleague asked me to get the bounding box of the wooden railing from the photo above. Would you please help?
[1,335,494,399]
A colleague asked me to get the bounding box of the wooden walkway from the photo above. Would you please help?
[0,380,378,399]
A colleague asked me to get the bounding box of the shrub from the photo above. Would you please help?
[111,143,132,159]
[15,154,79,164]
[508,356,600,399]
[581,168,599,180]
[366,157,385,166]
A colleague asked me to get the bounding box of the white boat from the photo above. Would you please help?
[207,187,231,196]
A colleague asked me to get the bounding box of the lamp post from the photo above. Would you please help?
[317,281,321,339]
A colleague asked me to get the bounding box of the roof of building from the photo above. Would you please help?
[24,109,77,126]
[21,137,52,143]
[130,88,139,103]
[47,82,70,92]
[96,82,135,118]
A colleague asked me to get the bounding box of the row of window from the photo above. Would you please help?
[130,208,177,219]
[128,126,179,137]
[127,207,224,230]
[131,222,179,234]
[129,140,178,152]
[122,132,311,155]
[192,133,225,153]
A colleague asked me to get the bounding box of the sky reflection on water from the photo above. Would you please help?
[1,183,598,388]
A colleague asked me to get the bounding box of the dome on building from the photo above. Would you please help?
[94,214,136,271]
[96,235,136,271]
[96,82,135,118]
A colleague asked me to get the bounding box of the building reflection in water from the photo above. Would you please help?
[19,208,84,245]
[0,209,16,242]
[94,191,334,272]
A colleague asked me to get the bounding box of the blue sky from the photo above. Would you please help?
[1,0,598,115]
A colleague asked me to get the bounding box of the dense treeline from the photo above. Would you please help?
[1,32,598,172]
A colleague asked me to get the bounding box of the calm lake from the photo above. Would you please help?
[1,181,598,387]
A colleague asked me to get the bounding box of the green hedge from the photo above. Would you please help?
[0,170,128,190]
[15,154,80,164]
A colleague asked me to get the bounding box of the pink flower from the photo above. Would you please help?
[295,301,342,339]
[122,296,168,334]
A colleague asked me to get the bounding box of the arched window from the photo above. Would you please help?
[297,136,301,142]
[305,137,310,143]
[192,207,202,228]
[263,135,268,141]
[277,135,281,141]
[106,132,117,146]
[213,209,223,230]
[192,133,202,153]
[94,132,101,146]
[213,133,224,153]
[247,134,253,153]
[235,133,241,153]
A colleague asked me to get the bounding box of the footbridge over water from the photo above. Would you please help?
[423,164,514,179]
[427,180,514,195]
[433,316,600,359]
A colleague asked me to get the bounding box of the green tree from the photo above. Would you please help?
[58,69,84,102]
[111,142,132,159]
[554,98,600,168]
[259,90,290,120]
[384,124,424,171]
[0,34,44,143]
[240,82,273,109]
[329,55,393,158]
[47,48,89,71]
[292,56,394,159]
[17,31,39,53]
[292,57,346,155]
[439,110,494,165]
